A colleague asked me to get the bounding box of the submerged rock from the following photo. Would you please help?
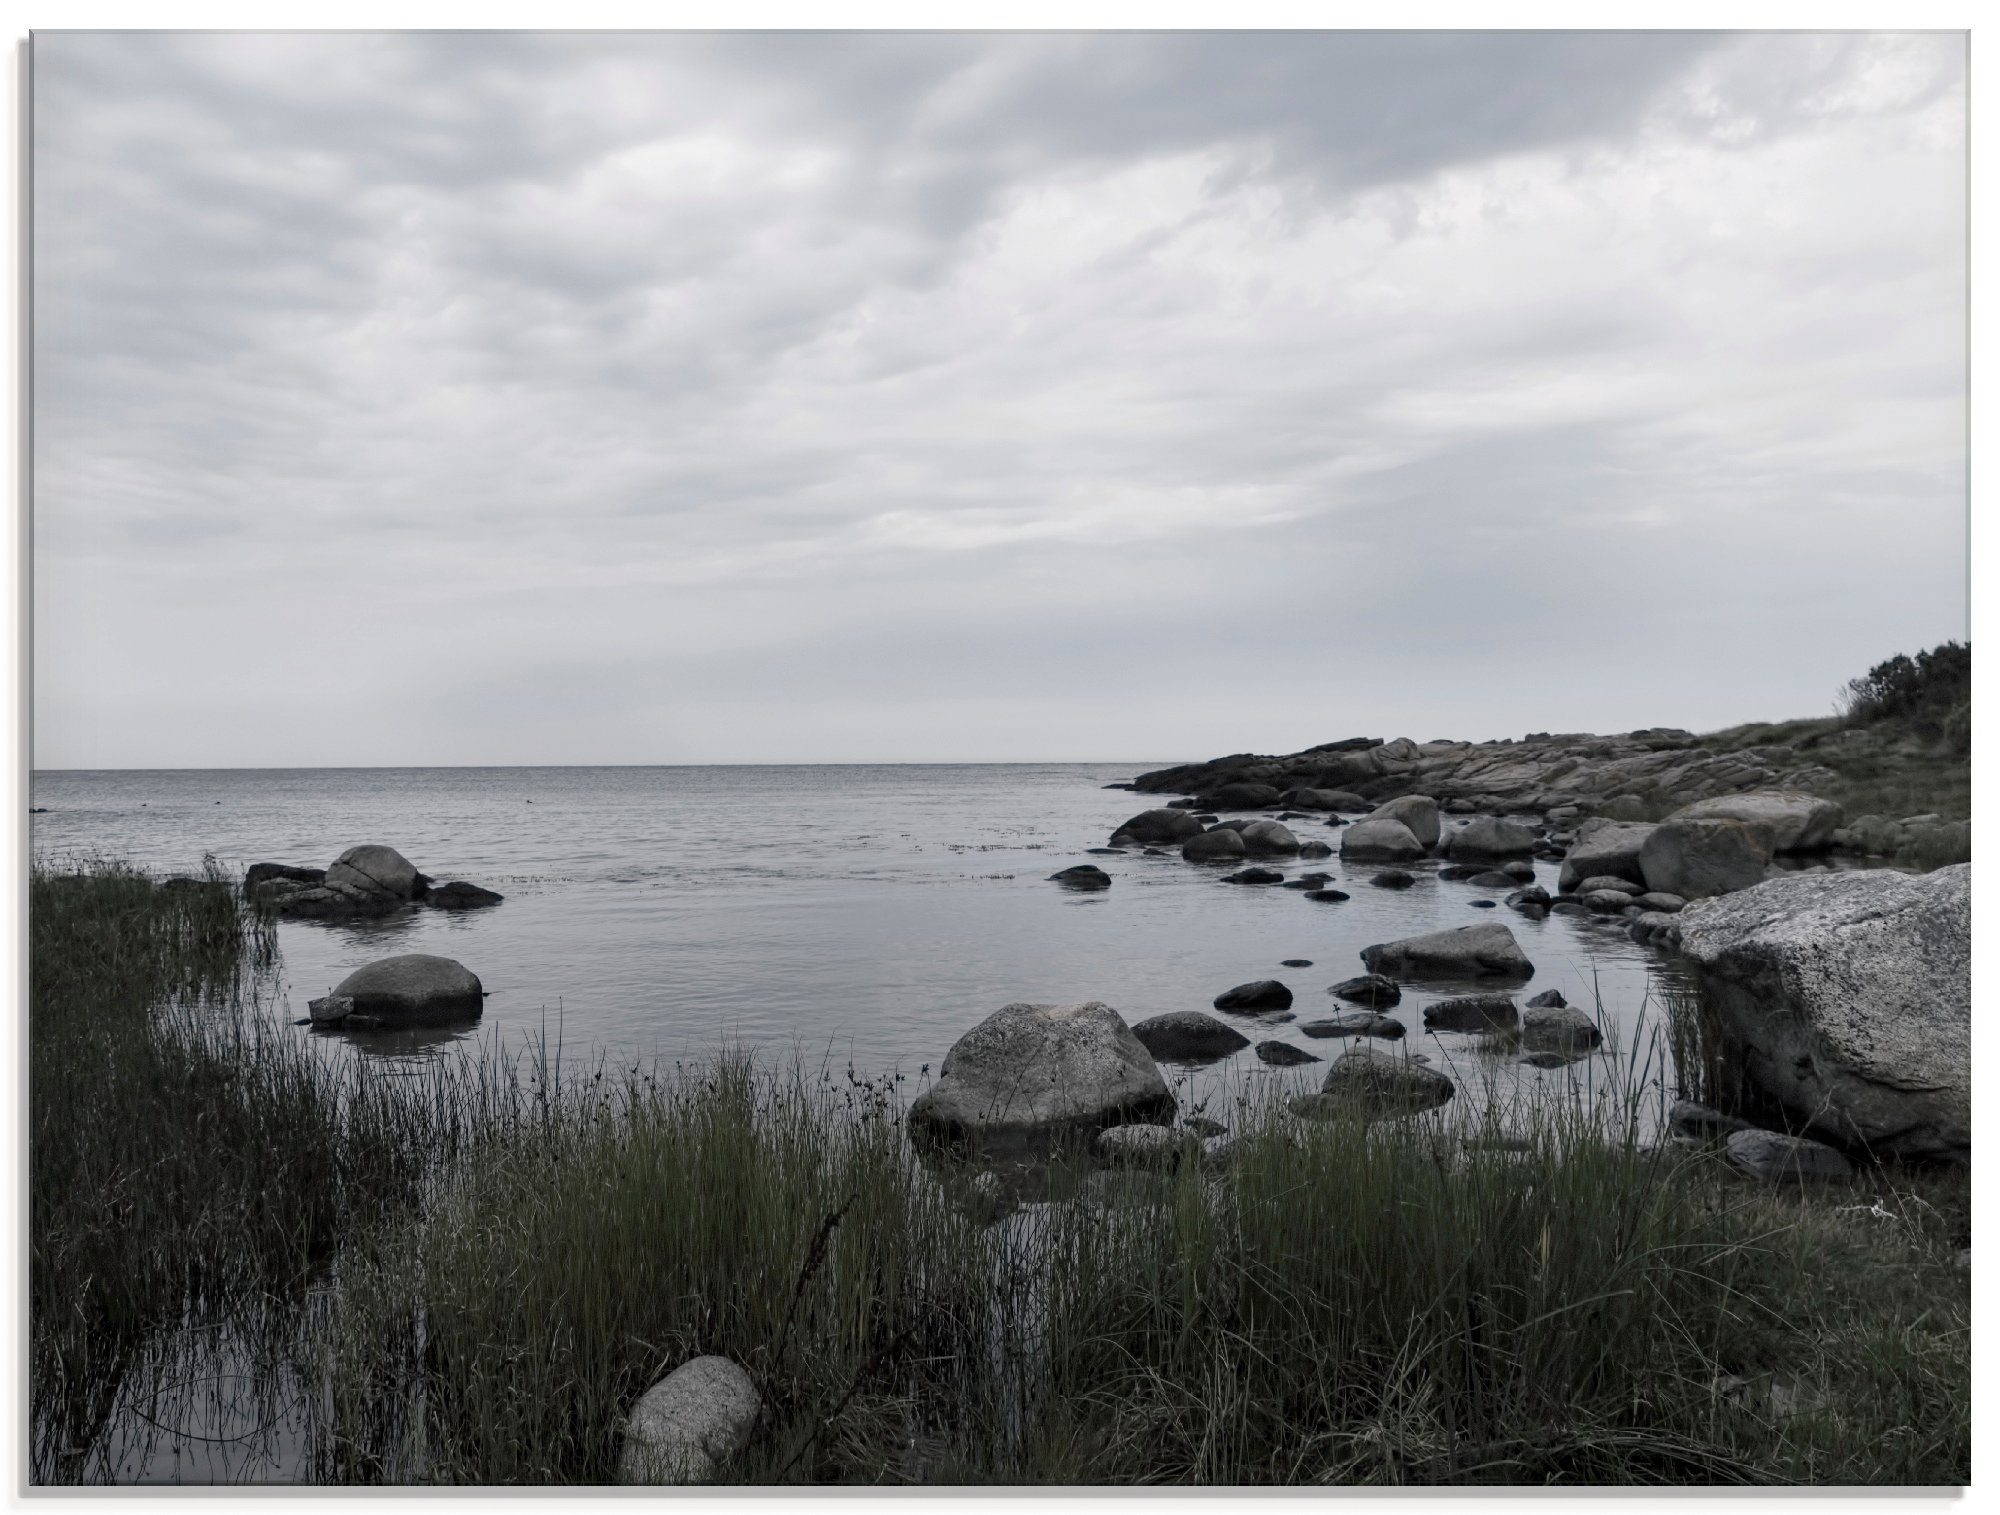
[1300,1012,1404,1040]
[243,862,325,896]
[428,880,504,909]
[1255,1040,1320,1066]
[619,1356,761,1484]
[1424,995,1518,1033]
[1048,864,1112,890]
[1221,866,1285,885]
[909,1002,1174,1142]
[1110,808,1205,846]
[1369,870,1417,890]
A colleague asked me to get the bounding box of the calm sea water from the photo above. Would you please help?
[30,764,1679,1111]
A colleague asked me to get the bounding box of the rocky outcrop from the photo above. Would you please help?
[1131,1012,1251,1062]
[1131,729,1842,816]
[1667,791,1842,853]
[908,1002,1175,1143]
[1360,922,1534,981]
[1675,865,1969,1162]
[620,1356,761,1484]
[1338,818,1424,863]
[324,954,485,1028]
[1639,818,1771,899]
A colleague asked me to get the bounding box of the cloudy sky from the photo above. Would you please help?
[33,30,1967,768]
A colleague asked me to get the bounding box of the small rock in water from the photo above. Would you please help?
[428,880,504,909]
[1520,1051,1582,1069]
[1423,995,1519,1033]
[1221,866,1285,885]
[1296,840,1334,859]
[1300,1012,1405,1040]
[1327,974,1401,1007]
[1214,980,1293,1012]
[1466,871,1516,888]
[1304,888,1350,903]
[1048,864,1112,890]
[1521,1002,1602,1051]
[1280,959,1313,967]
[1132,1011,1252,1062]
[1468,899,1496,908]
[1255,1040,1321,1066]
[1086,847,1125,855]
[1370,869,1417,890]
[1526,988,1568,1009]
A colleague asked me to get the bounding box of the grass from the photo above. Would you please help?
[31,860,1971,1487]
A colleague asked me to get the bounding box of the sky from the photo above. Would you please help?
[32,30,1968,768]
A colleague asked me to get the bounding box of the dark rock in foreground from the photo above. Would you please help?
[1327,973,1402,1007]
[326,953,485,1028]
[1295,1047,1454,1120]
[1255,1040,1320,1066]
[1300,1012,1404,1040]
[1725,1129,1854,1183]
[1361,922,1534,981]
[1424,995,1518,1033]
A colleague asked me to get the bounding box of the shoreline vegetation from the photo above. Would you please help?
[29,855,1971,1485]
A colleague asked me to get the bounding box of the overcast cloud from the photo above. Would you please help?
[33,31,1967,767]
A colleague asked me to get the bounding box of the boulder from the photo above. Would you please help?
[331,954,485,1025]
[1366,795,1441,849]
[1300,1013,1405,1040]
[909,1002,1175,1142]
[1048,865,1111,890]
[1582,889,1633,914]
[1214,980,1293,1012]
[1627,911,1684,949]
[1639,818,1771,899]
[1506,885,1551,910]
[1724,1129,1854,1184]
[1525,988,1568,1009]
[306,993,355,1026]
[1440,817,1538,860]
[1424,995,1518,1033]
[1296,1047,1454,1120]
[1338,818,1425,863]
[1521,1001,1602,1051]
[1633,892,1685,913]
[1327,973,1401,1007]
[325,844,427,900]
[1181,829,1247,863]
[1360,922,1534,981]
[1110,808,1205,846]
[1675,865,1969,1161]
[243,862,324,897]
[1131,1011,1251,1062]
[619,1356,761,1484]
[1556,821,1656,892]
[1304,889,1351,902]
[1668,791,1843,853]
[1239,819,1302,855]
[1255,1040,1321,1066]
[1369,870,1416,890]
[1669,1100,1755,1143]
[428,881,504,909]
[1296,840,1334,859]
[1206,781,1282,809]
[1465,871,1516,888]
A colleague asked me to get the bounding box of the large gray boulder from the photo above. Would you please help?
[1339,817,1425,863]
[1556,820,1657,891]
[1111,808,1204,846]
[1182,828,1247,862]
[619,1356,761,1484]
[1360,922,1534,981]
[908,1002,1174,1142]
[1639,817,1771,898]
[325,844,427,900]
[330,954,484,1026]
[1366,795,1441,849]
[1675,865,1969,1161]
[1238,819,1302,856]
[1440,817,1539,860]
[1668,791,1843,853]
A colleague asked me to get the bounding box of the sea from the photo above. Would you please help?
[29,763,1682,1114]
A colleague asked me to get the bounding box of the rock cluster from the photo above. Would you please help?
[247,844,503,919]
